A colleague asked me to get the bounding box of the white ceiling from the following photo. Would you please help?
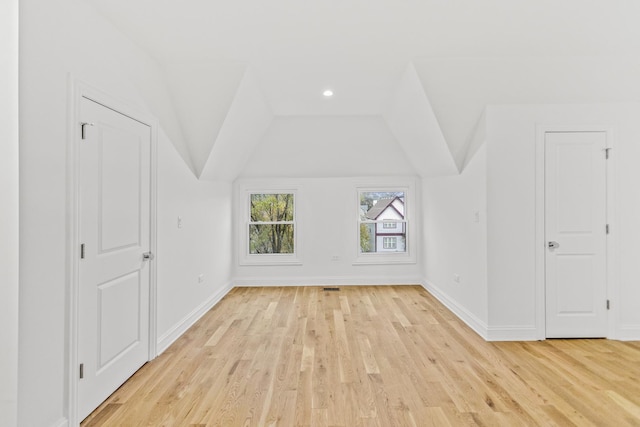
[85,0,640,178]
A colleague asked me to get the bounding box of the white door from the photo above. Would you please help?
[78,97,151,420]
[545,131,608,338]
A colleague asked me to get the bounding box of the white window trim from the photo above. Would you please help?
[237,186,302,266]
[354,183,416,265]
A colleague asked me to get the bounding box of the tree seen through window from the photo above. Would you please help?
[249,193,294,254]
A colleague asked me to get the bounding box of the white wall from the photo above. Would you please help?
[235,115,422,285]
[486,103,640,340]
[19,1,232,426]
[422,144,488,335]
[0,0,19,425]
[157,135,232,352]
[420,103,640,342]
[234,177,422,286]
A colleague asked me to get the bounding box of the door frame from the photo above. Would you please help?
[66,78,158,426]
[534,125,617,341]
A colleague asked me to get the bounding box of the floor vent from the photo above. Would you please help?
[323,287,340,291]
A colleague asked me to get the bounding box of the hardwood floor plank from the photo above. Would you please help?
[605,390,640,419]
[333,309,355,384]
[82,403,122,427]
[422,406,454,427]
[357,335,380,375]
[81,286,640,426]
[339,295,351,316]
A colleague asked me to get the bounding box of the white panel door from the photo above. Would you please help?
[545,131,607,338]
[78,97,151,420]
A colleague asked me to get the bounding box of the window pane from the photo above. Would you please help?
[383,237,397,249]
[250,193,294,222]
[360,191,405,221]
[359,191,407,253]
[359,223,376,253]
[360,226,406,253]
[249,224,294,254]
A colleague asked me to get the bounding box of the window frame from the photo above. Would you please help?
[354,183,416,265]
[238,187,301,266]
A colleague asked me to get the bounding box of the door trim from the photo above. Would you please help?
[66,77,158,426]
[535,125,617,341]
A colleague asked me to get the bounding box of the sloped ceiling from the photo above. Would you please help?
[199,70,274,181]
[162,60,246,177]
[413,56,640,170]
[86,0,640,179]
[383,63,457,176]
[239,116,417,178]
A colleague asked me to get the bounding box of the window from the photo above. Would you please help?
[238,186,300,266]
[383,237,397,249]
[358,190,407,255]
[249,193,295,254]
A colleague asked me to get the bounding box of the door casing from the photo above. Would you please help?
[535,125,617,341]
[66,78,158,427]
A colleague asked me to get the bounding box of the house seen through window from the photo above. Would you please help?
[383,237,397,249]
[249,193,295,254]
[359,191,406,253]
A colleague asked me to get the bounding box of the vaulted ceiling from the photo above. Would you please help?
[86,0,640,179]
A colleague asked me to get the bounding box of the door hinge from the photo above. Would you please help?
[80,243,85,259]
[605,148,612,159]
[79,363,84,379]
[80,122,94,140]
[607,300,610,310]
[606,224,610,234]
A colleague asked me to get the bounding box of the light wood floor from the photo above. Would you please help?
[82,286,640,426]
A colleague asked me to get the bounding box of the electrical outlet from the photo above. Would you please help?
[453,273,461,283]
[198,274,204,284]
[177,216,183,228]
[331,255,341,262]
[474,211,480,223]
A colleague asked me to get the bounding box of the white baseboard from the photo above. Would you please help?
[420,279,489,340]
[50,417,68,427]
[156,282,233,355]
[421,279,542,342]
[617,325,640,341]
[233,276,422,287]
[420,279,541,342]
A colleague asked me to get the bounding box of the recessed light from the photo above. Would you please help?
[323,90,334,97]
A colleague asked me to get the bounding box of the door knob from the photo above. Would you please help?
[142,252,154,261]
[548,241,559,249]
